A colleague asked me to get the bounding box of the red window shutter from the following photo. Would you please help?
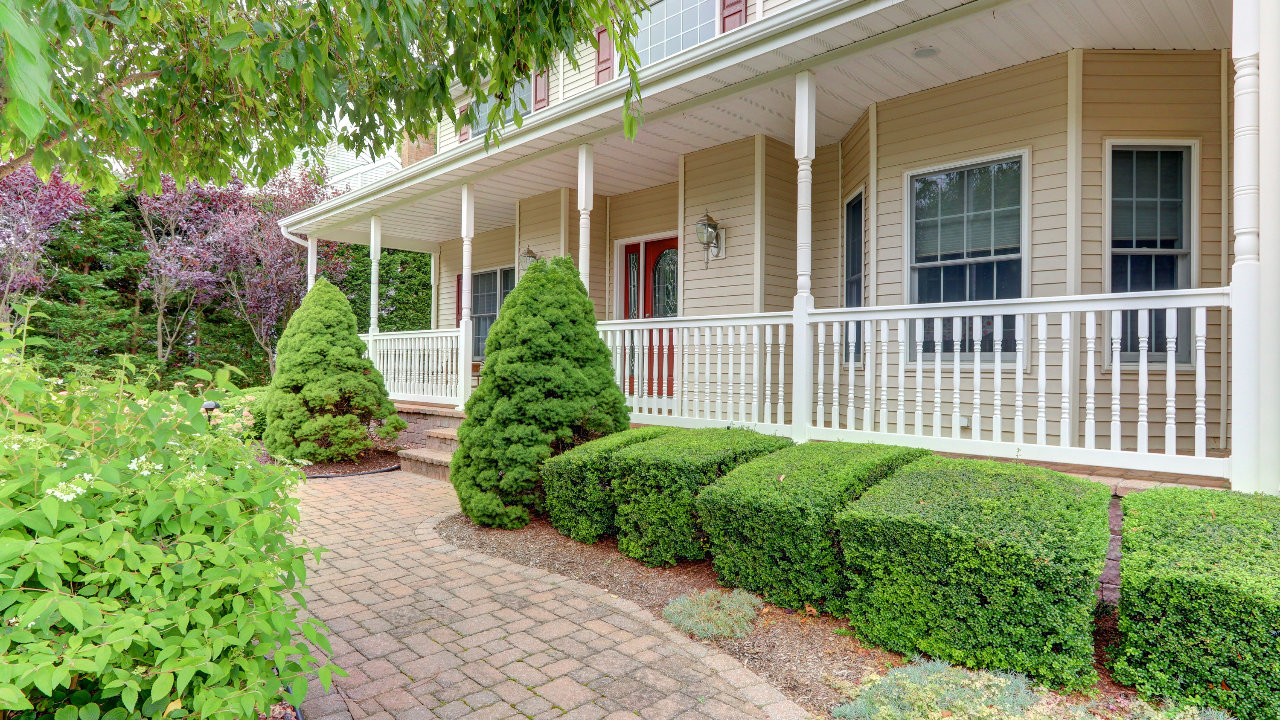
[721,0,746,32]
[455,274,462,327]
[533,71,550,110]
[458,104,470,143]
[595,27,613,85]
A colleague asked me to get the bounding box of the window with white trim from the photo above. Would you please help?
[845,193,863,359]
[470,79,533,138]
[910,156,1022,353]
[634,0,716,68]
[473,267,516,359]
[1110,146,1192,360]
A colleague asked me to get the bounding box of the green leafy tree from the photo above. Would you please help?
[263,277,405,462]
[330,245,433,333]
[0,0,643,190]
[450,257,629,529]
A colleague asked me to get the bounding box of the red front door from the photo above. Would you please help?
[623,238,678,396]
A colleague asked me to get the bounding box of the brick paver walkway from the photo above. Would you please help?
[295,471,810,720]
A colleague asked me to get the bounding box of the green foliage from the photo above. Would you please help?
[330,246,433,334]
[0,0,645,191]
[450,257,629,529]
[831,659,1043,720]
[661,589,763,640]
[611,428,792,566]
[543,426,676,544]
[0,336,337,717]
[835,458,1110,692]
[697,442,928,612]
[263,277,405,462]
[1113,488,1280,720]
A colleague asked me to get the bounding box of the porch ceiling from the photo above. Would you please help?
[296,0,1229,252]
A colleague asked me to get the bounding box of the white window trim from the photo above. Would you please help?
[900,148,1033,307]
[469,264,517,360]
[612,231,679,320]
[1102,138,1201,371]
[842,184,866,308]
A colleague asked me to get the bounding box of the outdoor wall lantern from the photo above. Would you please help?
[519,246,539,273]
[693,210,724,268]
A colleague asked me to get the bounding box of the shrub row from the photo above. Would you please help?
[1113,488,1280,720]
[697,442,928,612]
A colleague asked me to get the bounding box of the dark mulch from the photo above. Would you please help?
[301,448,401,477]
[436,513,903,716]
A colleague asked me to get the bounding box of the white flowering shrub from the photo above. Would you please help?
[0,329,338,718]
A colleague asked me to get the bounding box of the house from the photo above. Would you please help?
[280,0,1280,494]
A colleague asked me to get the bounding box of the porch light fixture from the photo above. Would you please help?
[519,246,539,272]
[693,210,724,268]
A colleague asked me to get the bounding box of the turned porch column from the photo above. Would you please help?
[306,237,318,291]
[459,183,476,406]
[1254,0,1280,494]
[791,70,817,441]
[578,144,594,290]
[369,216,382,334]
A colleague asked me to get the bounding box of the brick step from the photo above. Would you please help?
[395,401,465,449]
[417,427,459,453]
[398,448,453,481]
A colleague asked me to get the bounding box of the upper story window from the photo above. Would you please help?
[470,78,533,138]
[910,155,1023,353]
[634,0,716,68]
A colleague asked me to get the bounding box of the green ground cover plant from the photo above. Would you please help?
[697,441,928,612]
[836,457,1110,692]
[612,427,792,566]
[1113,488,1280,720]
[662,589,763,640]
[0,332,336,717]
[451,258,629,529]
[543,425,676,543]
[262,277,405,462]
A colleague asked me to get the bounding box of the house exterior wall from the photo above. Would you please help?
[681,137,758,316]
[437,226,517,330]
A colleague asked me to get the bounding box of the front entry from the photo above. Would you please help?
[622,238,678,398]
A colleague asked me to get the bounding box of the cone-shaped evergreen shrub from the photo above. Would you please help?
[451,257,630,529]
[263,277,406,461]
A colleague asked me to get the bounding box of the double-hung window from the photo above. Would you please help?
[470,79,533,138]
[633,0,716,68]
[1110,146,1192,361]
[910,156,1023,353]
[471,267,516,360]
[845,193,864,359]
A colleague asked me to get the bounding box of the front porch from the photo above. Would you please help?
[287,0,1280,492]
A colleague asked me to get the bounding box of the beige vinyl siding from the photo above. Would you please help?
[762,136,797,312]
[519,190,567,263]
[436,226,517,329]
[838,110,871,308]
[1079,50,1228,453]
[762,0,805,16]
[682,137,757,316]
[561,40,598,102]
[606,183,680,319]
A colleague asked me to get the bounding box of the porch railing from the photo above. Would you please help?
[598,288,1231,479]
[360,328,463,406]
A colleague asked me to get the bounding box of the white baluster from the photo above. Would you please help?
[704,325,714,419]
[972,315,982,440]
[933,317,942,437]
[915,318,924,435]
[951,316,962,440]
[1165,308,1177,455]
[846,322,857,430]
[763,325,774,424]
[750,325,760,424]
[1137,309,1149,454]
[777,325,788,424]
[726,325,737,421]
[993,315,1003,443]
[739,324,749,422]
[1194,307,1207,457]
[897,319,907,435]
[1014,315,1025,444]
[879,319,889,432]
[679,327,689,417]
[863,320,875,432]
[831,322,842,429]
[816,322,827,427]
[716,325,724,421]
[1111,310,1123,450]
[1060,312,1072,448]
[1085,312,1097,450]
[1036,313,1047,445]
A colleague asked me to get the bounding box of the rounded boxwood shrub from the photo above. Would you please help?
[835,457,1110,692]
[262,277,405,462]
[612,428,792,566]
[1113,488,1280,720]
[0,356,336,717]
[450,257,630,529]
[543,425,676,543]
[697,441,928,612]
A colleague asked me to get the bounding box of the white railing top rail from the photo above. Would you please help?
[598,311,792,331]
[810,287,1230,323]
[358,327,461,340]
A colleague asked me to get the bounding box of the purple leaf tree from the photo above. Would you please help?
[0,166,87,325]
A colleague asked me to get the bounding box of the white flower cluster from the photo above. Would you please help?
[173,470,212,490]
[127,457,164,476]
[45,478,88,502]
[2,433,47,452]
[5,617,35,629]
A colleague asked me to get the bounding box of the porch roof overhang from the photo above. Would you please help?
[281,0,1230,252]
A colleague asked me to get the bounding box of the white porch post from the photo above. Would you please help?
[306,237,318,291]
[369,217,382,334]
[1256,0,1280,494]
[577,144,594,289]
[1230,0,1263,492]
[791,70,817,441]
[459,184,476,407]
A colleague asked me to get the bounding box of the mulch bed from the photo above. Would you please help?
[300,448,401,477]
[437,513,1148,719]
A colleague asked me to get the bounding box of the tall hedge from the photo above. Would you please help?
[697,442,928,612]
[1113,488,1280,720]
[450,257,629,529]
[836,457,1110,692]
[262,277,405,462]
